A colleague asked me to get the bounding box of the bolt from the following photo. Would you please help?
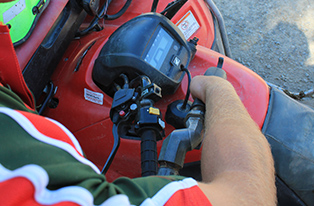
[130,104,137,111]
[119,110,126,117]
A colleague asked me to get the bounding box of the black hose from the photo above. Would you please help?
[119,74,129,89]
[180,67,191,110]
[141,129,158,176]
[97,0,110,19]
[38,82,54,115]
[160,0,187,19]
[105,0,132,20]
[78,0,132,36]
[77,12,105,36]
[151,0,159,12]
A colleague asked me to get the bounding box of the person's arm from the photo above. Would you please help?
[191,76,276,205]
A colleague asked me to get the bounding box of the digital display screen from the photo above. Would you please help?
[144,27,174,71]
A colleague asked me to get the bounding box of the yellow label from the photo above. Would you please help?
[149,107,160,115]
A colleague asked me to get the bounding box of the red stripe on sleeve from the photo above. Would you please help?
[164,185,212,206]
[0,177,79,206]
[17,110,83,157]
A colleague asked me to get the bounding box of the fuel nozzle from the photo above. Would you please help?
[158,58,227,176]
[165,57,226,129]
[165,99,192,129]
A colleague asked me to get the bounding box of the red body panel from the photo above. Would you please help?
[29,0,268,180]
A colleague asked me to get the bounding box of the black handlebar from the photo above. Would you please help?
[141,129,158,176]
[106,58,226,177]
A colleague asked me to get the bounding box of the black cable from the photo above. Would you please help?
[160,3,173,15]
[105,0,132,20]
[97,0,110,19]
[160,0,187,19]
[180,67,191,110]
[151,0,159,12]
[77,17,103,36]
[119,74,129,89]
[38,81,54,115]
[78,0,132,36]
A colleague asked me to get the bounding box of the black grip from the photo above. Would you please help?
[141,129,158,176]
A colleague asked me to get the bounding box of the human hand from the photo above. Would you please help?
[192,75,276,206]
[190,75,233,104]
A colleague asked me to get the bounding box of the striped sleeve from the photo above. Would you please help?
[0,107,211,205]
[140,178,211,206]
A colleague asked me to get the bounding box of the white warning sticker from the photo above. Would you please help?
[84,88,104,105]
[3,0,26,24]
[176,11,200,40]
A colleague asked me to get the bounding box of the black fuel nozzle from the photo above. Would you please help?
[158,58,228,176]
[158,101,205,175]
[165,66,192,129]
[165,100,192,129]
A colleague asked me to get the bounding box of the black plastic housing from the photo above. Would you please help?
[93,12,193,96]
[22,0,87,100]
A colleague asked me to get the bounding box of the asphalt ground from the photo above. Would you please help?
[214,0,314,108]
